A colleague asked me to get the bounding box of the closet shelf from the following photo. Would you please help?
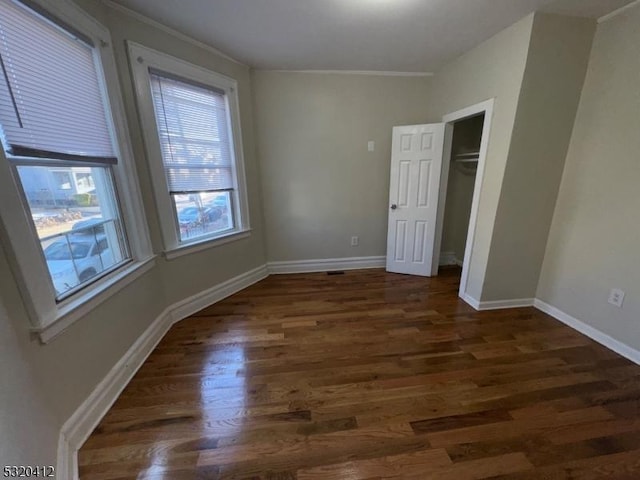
[455,158,479,163]
[454,151,480,163]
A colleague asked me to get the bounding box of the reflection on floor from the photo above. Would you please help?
[79,267,640,479]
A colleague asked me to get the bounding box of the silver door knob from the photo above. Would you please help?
[390,204,397,210]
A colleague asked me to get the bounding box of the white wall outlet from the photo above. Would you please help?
[367,141,375,152]
[351,236,359,246]
[608,288,625,308]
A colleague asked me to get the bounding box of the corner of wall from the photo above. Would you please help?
[480,11,595,302]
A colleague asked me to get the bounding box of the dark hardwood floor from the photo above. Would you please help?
[79,268,640,479]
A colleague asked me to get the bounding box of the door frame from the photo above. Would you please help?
[434,98,494,302]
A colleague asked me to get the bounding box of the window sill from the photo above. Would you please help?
[163,229,252,260]
[32,256,157,343]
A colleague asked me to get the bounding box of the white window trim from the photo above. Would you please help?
[127,42,251,255]
[0,0,154,343]
[163,229,252,260]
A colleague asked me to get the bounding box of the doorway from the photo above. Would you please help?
[439,114,484,268]
[435,99,494,302]
[384,99,493,305]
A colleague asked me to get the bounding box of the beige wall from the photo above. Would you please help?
[252,71,431,261]
[0,0,267,466]
[482,13,595,301]
[100,3,267,305]
[426,14,534,299]
[0,298,58,465]
[537,7,640,348]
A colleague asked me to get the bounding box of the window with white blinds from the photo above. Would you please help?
[0,0,152,336]
[0,0,116,163]
[149,70,233,194]
[129,42,248,251]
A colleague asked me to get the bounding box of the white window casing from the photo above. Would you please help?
[127,42,251,258]
[0,0,154,342]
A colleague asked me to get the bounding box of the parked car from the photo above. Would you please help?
[177,207,202,227]
[72,216,105,235]
[203,205,222,223]
[178,205,223,226]
[44,234,113,296]
[208,195,228,213]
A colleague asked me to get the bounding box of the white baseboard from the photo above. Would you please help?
[57,264,268,480]
[57,308,173,480]
[171,265,268,320]
[478,298,534,310]
[457,295,640,365]
[460,292,481,309]
[459,293,534,311]
[534,299,640,365]
[267,256,386,274]
[439,251,463,267]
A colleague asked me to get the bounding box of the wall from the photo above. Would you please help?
[537,6,640,349]
[252,71,430,262]
[482,13,595,301]
[0,298,58,466]
[100,3,267,305]
[425,14,534,299]
[0,0,163,445]
[0,0,267,467]
[440,115,483,263]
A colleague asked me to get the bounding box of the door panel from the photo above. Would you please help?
[386,124,445,276]
[417,160,431,207]
[394,220,407,262]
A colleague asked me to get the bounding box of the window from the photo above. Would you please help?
[0,0,128,300]
[129,43,250,256]
[0,0,152,341]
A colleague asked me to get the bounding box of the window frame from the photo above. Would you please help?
[0,0,154,343]
[128,42,251,259]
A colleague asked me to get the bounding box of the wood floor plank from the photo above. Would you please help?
[295,448,452,479]
[78,268,640,479]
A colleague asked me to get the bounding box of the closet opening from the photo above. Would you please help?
[433,99,493,302]
[439,114,484,268]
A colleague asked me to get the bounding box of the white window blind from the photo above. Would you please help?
[0,0,116,163]
[149,70,233,194]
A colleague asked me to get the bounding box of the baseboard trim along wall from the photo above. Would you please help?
[267,256,386,274]
[534,299,640,366]
[478,298,535,310]
[459,293,534,311]
[462,294,640,365]
[439,251,463,267]
[57,264,268,480]
[460,292,481,309]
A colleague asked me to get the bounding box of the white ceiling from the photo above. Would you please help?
[110,0,635,72]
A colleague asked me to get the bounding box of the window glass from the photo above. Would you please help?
[52,171,73,190]
[15,165,129,299]
[173,191,233,242]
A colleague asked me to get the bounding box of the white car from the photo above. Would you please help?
[44,234,113,296]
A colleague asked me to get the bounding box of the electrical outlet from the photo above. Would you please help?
[351,236,359,246]
[367,141,375,152]
[608,288,625,308]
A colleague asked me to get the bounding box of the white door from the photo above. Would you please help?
[386,123,446,276]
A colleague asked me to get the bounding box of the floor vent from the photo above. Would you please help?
[327,271,345,275]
